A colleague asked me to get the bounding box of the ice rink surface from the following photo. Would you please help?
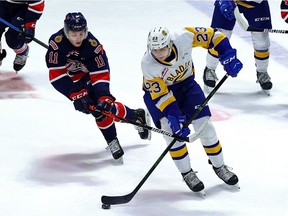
[0,1,287,215]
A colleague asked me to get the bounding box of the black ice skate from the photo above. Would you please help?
[203,67,218,92]
[256,71,272,96]
[106,138,124,162]
[13,46,29,72]
[133,108,151,140]
[0,43,7,67]
[209,160,239,188]
[182,169,205,195]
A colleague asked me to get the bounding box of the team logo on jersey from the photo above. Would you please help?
[167,61,191,82]
[89,39,98,47]
[66,59,88,73]
[55,35,63,43]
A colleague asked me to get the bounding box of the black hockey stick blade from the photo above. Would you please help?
[101,191,135,205]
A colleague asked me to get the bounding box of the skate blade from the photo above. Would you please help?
[113,157,124,165]
[232,183,240,190]
[262,89,271,96]
[197,190,206,197]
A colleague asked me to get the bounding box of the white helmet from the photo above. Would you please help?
[147,27,172,51]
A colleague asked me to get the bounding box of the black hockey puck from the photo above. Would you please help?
[102,203,111,209]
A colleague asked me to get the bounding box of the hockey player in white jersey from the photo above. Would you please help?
[203,0,272,95]
[141,27,242,193]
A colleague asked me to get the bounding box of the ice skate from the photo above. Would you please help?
[106,138,124,163]
[0,43,7,66]
[210,161,239,189]
[13,46,29,72]
[182,169,206,196]
[256,71,272,96]
[203,67,218,93]
[133,108,151,140]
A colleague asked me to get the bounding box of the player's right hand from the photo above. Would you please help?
[219,48,243,78]
[69,88,91,114]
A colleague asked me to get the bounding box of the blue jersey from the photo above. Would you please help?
[45,29,112,101]
[211,0,272,30]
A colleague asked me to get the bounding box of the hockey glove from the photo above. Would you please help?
[94,95,115,121]
[23,21,36,43]
[167,115,190,138]
[219,48,243,77]
[69,88,91,114]
[217,0,236,20]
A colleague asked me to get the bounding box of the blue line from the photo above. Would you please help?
[185,1,288,68]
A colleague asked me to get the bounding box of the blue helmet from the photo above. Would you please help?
[64,12,87,36]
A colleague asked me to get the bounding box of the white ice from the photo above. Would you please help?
[0,1,288,216]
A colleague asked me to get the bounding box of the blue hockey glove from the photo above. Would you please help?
[219,49,243,77]
[167,115,190,138]
[94,95,115,122]
[217,0,236,20]
[69,88,91,114]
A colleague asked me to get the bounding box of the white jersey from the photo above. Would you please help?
[142,29,194,87]
[141,27,229,112]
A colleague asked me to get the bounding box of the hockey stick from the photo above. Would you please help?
[234,7,288,34]
[101,74,229,206]
[100,110,207,143]
[0,17,49,49]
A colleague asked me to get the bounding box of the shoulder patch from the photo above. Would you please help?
[55,35,63,43]
[89,39,98,47]
[49,40,58,50]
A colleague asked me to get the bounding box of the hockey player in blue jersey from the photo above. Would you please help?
[45,12,151,162]
[0,0,45,72]
[141,26,241,193]
[203,0,272,95]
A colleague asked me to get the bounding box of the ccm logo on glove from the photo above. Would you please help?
[70,89,88,101]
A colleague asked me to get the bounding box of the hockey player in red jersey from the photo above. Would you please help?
[0,0,45,72]
[45,12,151,162]
[281,0,288,23]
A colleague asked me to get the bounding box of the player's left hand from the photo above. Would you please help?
[94,95,115,122]
[217,0,236,20]
[219,48,243,78]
